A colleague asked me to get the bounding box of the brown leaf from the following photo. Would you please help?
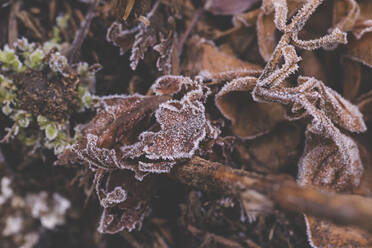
[344,32,372,68]
[298,131,371,248]
[106,21,135,55]
[215,76,286,139]
[96,170,155,234]
[57,94,170,179]
[183,38,262,76]
[332,0,360,32]
[341,58,361,100]
[204,0,260,16]
[245,123,302,173]
[305,216,372,248]
[352,0,372,39]
[256,11,277,62]
[299,50,326,82]
[122,86,219,160]
[357,90,372,122]
[298,132,363,193]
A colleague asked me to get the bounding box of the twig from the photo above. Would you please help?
[67,0,99,63]
[177,8,204,56]
[8,0,20,47]
[170,157,372,233]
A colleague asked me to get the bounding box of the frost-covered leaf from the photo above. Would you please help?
[351,1,372,39]
[153,19,178,74]
[332,0,360,32]
[130,24,157,70]
[57,94,170,177]
[106,21,136,55]
[305,215,372,248]
[298,131,371,248]
[151,75,193,96]
[96,170,155,234]
[298,132,363,192]
[122,87,216,160]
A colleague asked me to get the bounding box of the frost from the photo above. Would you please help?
[130,23,157,70]
[298,131,363,192]
[95,171,154,234]
[48,52,69,77]
[151,75,194,96]
[135,97,208,160]
[153,26,177,74]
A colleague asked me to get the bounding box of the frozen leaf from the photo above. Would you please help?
[291,28,347,50]
[298,132,371,248]
[122,89,213,160]
[215,76,286,138]
[138,161,176,174]
[96,170,155,234]
[151,75,194,96]
[298,132,363,192]
[57,94,170,177]
[204,0,260,16]
[106,21,136,55]
[153,18,178,74]
[332,0,360,32]
[305,216,372,248]
[130,24,157,70]
[351,1,372,39]
[353,19,372,40]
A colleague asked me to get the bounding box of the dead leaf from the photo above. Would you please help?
[204,0,260,16]
[215,76,286,139]
[256,11,277,62]
[344,32,372,68]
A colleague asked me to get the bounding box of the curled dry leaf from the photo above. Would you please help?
[241,1,369,246]
[341,58,361,100]
[107,1,177,72]
[106,21,136,55]
[215,76,286,139]
[299,50,326,82]
[58,76,220,233]
[344,32,372,68]
[256,11,277,62]
[356,90,372,122]
[298,132,363,193]
[332,0,360,32]
[58,94,170,178]
[352,0,372,39]
[96,170,155,234]
[204,0,260,16]
[183,38,262,76]
[298,132,372,248]
[245,123,302,173]
[122,80,219,161]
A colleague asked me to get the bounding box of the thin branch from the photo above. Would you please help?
[170,157,372,233]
